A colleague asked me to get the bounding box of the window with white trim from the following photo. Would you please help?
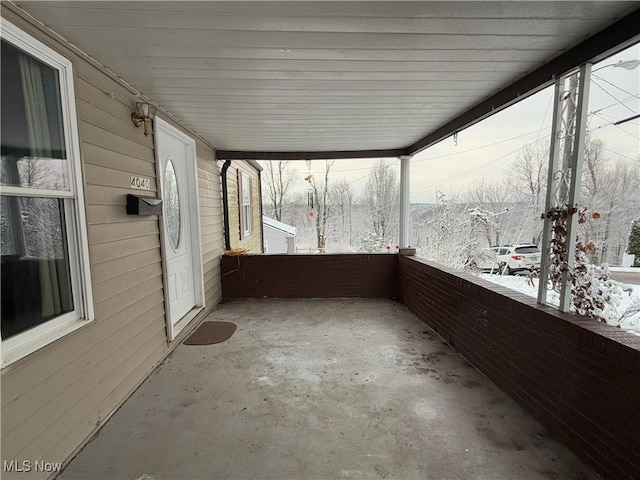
[1,19,94,367]
[238,170,252,238]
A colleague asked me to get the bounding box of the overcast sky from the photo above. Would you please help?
[285,42,639,204]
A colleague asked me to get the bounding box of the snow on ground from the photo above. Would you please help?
[479,273,640,335]
[609,266,640,274]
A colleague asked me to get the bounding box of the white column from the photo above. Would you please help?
[399,155,412,248]
[538,75,565,305]
[559,63,591,311]
[537,64,592,311]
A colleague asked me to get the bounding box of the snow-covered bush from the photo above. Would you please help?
[571,242,614,319]
[417,192,485,271]
[543,205,639,328]
[357,229,389,253]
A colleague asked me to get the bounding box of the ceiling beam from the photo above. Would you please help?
[216,149,406,161]
[404,7,640,156]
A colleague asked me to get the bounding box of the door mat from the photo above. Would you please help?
[183,321,237,345]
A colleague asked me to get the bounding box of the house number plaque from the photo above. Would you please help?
[130,176,151,190]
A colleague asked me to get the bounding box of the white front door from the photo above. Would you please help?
[155,118,203,340]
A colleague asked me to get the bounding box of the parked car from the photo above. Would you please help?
[476,244,542,275]
[474,246,510,273]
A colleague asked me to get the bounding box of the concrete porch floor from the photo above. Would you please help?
[60,299,598,480]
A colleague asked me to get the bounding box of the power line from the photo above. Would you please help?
[590,111,640,140]
[599,146,640,164]
[265,72,637,210]
[592,73,640,102]
[589,94,639,115]
[269,128,555,213]
[501,79,555,247]
[305,161,394,175]
[613,113,640,126]
[412,127,551,164]
[409,133,553,200]
[274,125,558,206]
[346,159,399,187]
[409,87,554,201]
[265,126,557,178]
[590,77,637,115]
[611,123,639,140]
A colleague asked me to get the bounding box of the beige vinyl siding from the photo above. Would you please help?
[0,5,223,479]
[227,161,262,252]
[198,157,224,306]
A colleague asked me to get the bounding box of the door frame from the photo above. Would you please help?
[154,116,205,341]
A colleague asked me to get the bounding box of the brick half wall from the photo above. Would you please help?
[222,253,398,298]
[399,256,640,480]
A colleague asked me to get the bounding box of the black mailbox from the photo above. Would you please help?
[126,194,162,216]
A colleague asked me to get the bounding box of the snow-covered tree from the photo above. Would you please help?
[579,158,640,264]
[416,191,484,270]
[466,178,512,246]
[308,160,334,251]
[581,137,605,200]
[262,160,297,222]
[506,140,548,244]
[627,219,640,267]
[330,178,355,246]
[360,160,399,248]
[357,229,388,253]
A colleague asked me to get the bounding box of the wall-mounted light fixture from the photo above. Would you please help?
[131,102,157,137]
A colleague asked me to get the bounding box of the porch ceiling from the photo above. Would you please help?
[14,1,640,158]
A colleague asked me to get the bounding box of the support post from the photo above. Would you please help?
[538,75,566,305]
[399,155,412,247]
[559,63,591,311]
[537,64,591,311]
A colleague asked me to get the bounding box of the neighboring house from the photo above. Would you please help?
[221,159,263,253]
[263,216,296,254]
[0,6,226,476]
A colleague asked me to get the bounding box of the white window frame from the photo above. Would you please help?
[239,170,252,239]
[1,19,94,368]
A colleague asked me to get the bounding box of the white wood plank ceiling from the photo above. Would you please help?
[14,1,640,156]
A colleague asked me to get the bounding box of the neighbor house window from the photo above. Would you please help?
[238,170,252,238]
[1,20,93,367]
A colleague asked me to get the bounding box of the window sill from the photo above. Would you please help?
[1,313,92,368]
